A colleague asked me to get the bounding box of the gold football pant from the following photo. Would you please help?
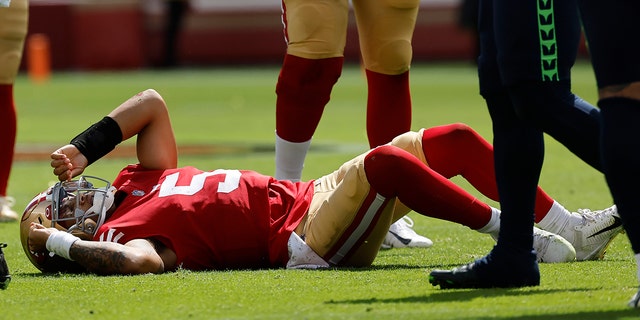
[299,129,426,267]
[282,0,419,75]
[0,0,28,84]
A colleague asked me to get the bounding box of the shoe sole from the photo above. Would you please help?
[428,274,540,289]
[579,228,625,261]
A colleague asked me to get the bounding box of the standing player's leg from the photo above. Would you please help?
[353,0,418,148]
[354,0,431,249]
[429,0,602,288]
[577,0,640,307]
[274,0,348,181]
[0,0,28,222]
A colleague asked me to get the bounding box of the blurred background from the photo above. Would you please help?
[23,0,589,72]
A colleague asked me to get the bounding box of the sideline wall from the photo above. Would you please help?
[22,1,479,70]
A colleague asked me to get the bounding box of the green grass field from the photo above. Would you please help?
[1,62,638,319]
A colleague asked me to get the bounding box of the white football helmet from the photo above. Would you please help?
[20,176,116,273]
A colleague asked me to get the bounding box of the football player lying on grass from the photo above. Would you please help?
[22,89,622,276]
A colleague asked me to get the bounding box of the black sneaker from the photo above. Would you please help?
[0,243,10,290]
[428,247,540,289]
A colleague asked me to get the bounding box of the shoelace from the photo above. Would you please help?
[576,206,617,227]
[533,232,552,240]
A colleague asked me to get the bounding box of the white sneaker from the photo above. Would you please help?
[381,216,433,249]
[533,227,576,263]
[0,196,17,223]
[562,205,623,261]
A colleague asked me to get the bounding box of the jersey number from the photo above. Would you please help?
[158,169,241,197]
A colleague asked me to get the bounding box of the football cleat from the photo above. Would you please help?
[533,227,576,263]
[628,288,640,308]
[562,205,623,261]
[429,246,540,289]
[381,216,433,249]
[0,242,10,290]
[0,196,17,222]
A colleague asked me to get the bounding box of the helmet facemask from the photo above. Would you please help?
[49,176,116,240]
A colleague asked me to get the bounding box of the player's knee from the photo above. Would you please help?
[426,123,474,140]
[422,123,479,151]
[389,130,421,150]
[364,146,400,192]
[509,81,571,125]
[0,50,22,83]
[365,145,415,198]
[139,88,163,102]
[364,39,412,75]
[366,145,400,168]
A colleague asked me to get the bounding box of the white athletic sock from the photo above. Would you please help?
[476,207,501,241]
[537,201,581,240]
[275,132,311,182]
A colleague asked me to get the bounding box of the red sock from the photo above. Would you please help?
[420,123,554,222]
[275,54,343,142]
[365,70,411,148]
[364,145,491,229]
[0,84,16,196]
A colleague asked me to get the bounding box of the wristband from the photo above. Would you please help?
[46,231,79,261]
[70,116,123,165]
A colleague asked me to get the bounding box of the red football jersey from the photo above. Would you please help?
[93,164,314,270]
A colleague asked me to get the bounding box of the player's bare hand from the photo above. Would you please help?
[28,222,56,252]
[50,145,87,181]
